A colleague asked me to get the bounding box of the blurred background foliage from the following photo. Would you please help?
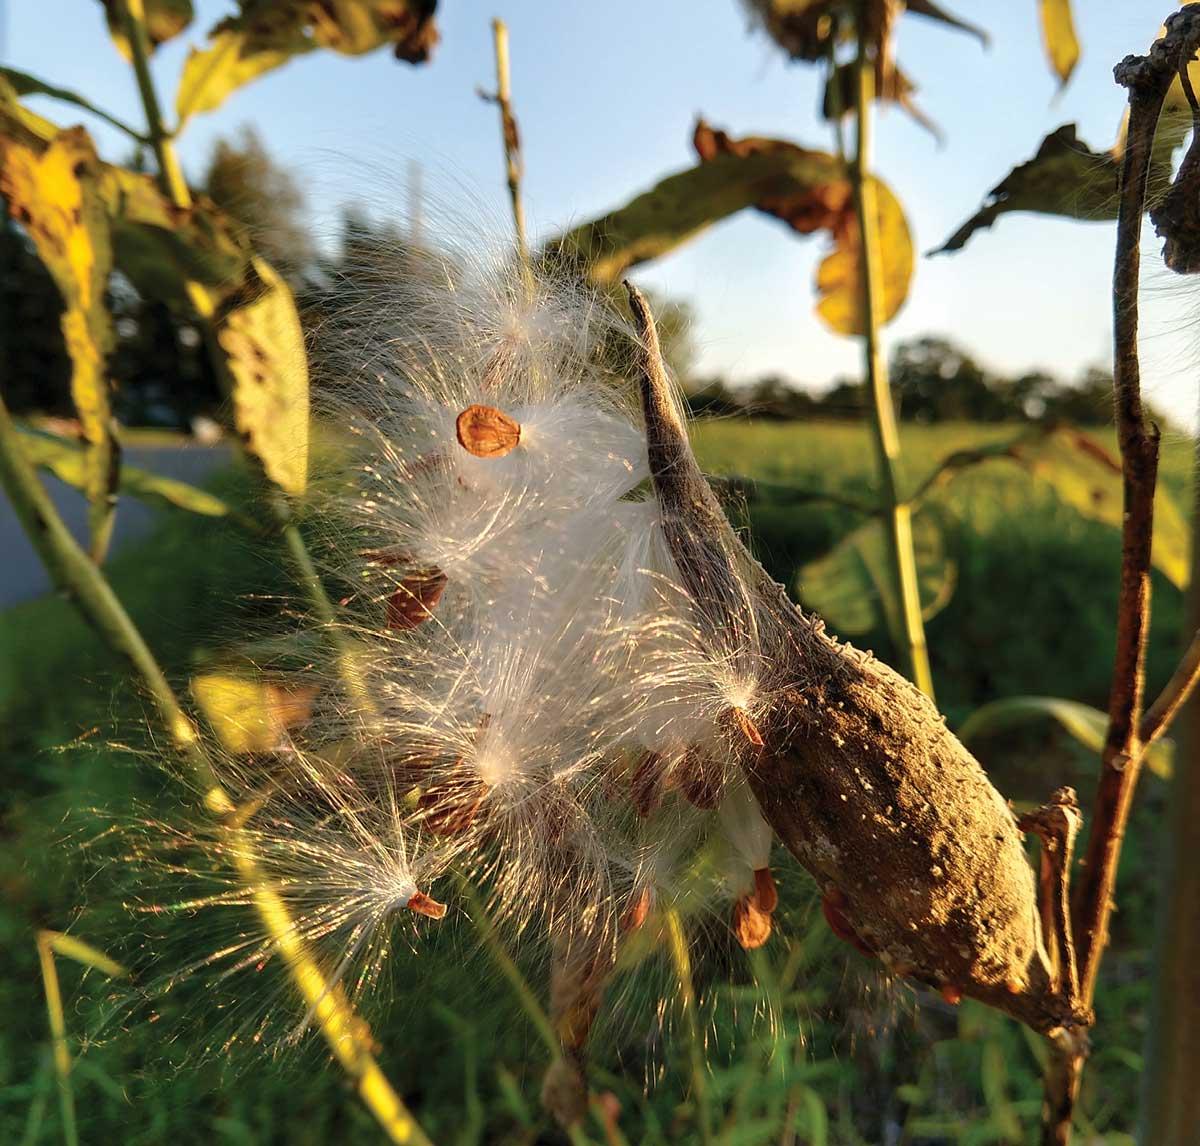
[0,1,1186,1144]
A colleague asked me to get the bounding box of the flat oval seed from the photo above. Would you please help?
[456,403,522,458]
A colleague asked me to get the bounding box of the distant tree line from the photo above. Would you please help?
[687,336,1151,427]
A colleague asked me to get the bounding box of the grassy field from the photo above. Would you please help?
[0,419,1186,1144]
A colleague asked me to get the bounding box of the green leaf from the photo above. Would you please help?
[0,67,144,141]
[17,429,245,523]
[101,0,194,59]
[796,509,954,635]
[215,257,310,496]
[1009,429,1189,589]
[1039,0,1080,88]
[0,122,119,560]
[958,696,1172,779]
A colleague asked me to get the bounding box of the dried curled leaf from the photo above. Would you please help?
[456,404,521,458]
[102,0,194,59]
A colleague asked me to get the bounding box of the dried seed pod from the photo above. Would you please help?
[385,567,447,630]
[456,403,522,457]
[627,282,1087,1035]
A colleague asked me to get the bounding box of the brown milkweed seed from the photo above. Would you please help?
[726,705,765,748]
[620,886,653,934]
[456,403,522,458]
[732,894,773,949]
[752,867,778,913]
[417,776,486,836]
[386,567,447,630]
[406,890,448,920]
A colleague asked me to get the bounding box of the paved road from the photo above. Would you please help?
[0,445,231,609]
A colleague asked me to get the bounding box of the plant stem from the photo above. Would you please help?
[485,19,531,285]
[664,910,711,1146]
[0,390,431,1143]
[849,16,934,699]
[1141,420,1200,1145]
[34,933,77,1146]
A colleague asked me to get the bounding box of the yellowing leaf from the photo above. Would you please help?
[176,29,310,125]
[550,150,841,284]
[1038,0,1080,88]
[191,673,318,755]
[0,125,118,559]
[18,428,242,522]
[216,257,310,496]
[815,177,912,335]
[192,673,276,754]
[1011,430,1190,589]
[551,120,913,335]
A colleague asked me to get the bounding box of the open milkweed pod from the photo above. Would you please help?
[623,282,1088,1035]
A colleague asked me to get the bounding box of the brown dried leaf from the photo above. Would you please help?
[456,404,521,458]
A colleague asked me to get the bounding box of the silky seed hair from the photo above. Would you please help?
[100,230,795,1064]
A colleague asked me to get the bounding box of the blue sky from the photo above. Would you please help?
[6,2,1199,427]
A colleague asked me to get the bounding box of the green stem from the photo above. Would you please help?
[34,934,77,1146]
[849,17,934,699]
[664,910,711,1146]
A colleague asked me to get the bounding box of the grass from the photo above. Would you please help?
[0,419,1184,1143]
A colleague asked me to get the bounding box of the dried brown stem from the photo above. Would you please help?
[1041,13,1200,1143]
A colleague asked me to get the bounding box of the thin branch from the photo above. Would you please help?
[1139,626,1200,751]
[480,19,531,283]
